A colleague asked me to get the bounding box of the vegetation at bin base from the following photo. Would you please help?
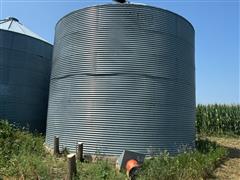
[0,120,67,179]
[75,160,126,180]
[0,120,228,180]
[196,104,240,136]
[137,139,227,180]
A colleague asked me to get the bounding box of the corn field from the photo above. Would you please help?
[196,104,240,135]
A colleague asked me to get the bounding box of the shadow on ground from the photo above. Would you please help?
[206,137,240,180]
[225,146,240,158]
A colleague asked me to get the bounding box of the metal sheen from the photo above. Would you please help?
[46,4,195,155]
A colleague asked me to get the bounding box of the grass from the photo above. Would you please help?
[76,160,126,180]
[0,120,67,179]
[0,120,228,179]
[137,139,227,180]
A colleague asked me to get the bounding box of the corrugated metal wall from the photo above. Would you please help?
[46,4,195,155]
[0,30,52,132]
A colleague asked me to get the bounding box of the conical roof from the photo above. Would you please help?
[0,17,48,43]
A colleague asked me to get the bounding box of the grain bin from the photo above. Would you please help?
[46,3,195,155]
[0,17,52,132]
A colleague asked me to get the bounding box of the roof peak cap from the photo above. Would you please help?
[8,17,19,22]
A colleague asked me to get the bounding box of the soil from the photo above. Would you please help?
[207,136,240,180]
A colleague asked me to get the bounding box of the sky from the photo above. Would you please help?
[0,0,239,104]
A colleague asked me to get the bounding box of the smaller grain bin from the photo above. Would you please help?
[0,17,52,132]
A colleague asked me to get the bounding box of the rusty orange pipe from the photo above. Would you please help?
[125,159,140,176]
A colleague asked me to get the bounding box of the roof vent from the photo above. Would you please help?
[113,0,128,3]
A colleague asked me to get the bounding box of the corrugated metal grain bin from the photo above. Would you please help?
[46,3,195,155]
[0,17,52,132]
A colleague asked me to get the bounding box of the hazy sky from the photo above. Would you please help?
[1,0,239,104]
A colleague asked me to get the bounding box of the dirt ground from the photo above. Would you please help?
[207,136,240,180]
